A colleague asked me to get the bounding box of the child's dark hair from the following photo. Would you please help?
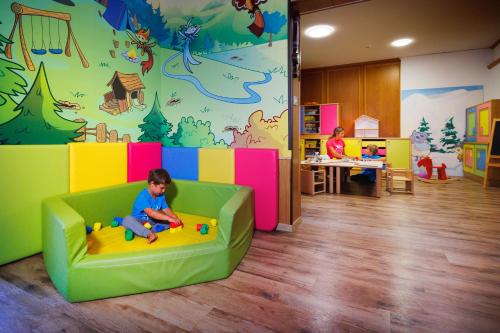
[148,168,171,185]
[330,126,344,139]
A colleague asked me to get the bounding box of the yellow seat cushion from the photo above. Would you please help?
[87,212,217,255]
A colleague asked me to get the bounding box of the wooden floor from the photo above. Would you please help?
[2,179,500,333]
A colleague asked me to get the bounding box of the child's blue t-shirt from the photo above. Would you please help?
[360,154,381,182]
[131,188,168,221]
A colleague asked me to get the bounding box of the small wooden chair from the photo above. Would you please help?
[386,165,414,194]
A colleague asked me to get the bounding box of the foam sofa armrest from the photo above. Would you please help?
[217,187,254,247]
[42,196,87,296]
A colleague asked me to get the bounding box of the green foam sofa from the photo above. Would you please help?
[42,180,254,302]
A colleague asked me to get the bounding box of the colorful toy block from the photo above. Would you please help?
[154,224,168,233]
[200,224,209,235]
[86,226,93,234]
[170,226,182,234]
[111,220,119,228]
[113,217,123,225]
[93,222,102,231]
[125,229,134,241]
[144,222,152,230]
[210,219,218,227]
[196,224,203,231]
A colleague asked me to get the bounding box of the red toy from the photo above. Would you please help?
[417,156,448,180]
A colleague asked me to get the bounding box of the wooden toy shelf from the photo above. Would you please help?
[301,168,326,195]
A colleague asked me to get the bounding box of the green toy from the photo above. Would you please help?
[111,220,119,228]
[200,224,209,235]
[125,229,134,241]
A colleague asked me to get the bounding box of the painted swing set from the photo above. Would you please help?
[5,2,88,71]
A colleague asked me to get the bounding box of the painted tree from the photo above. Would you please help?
[170,29,180,50]
[172,116,227,147]
[440,117,460,152]
[0,25,28,124]
[417,117,438,152]
[203,33,214,53]
[0,62,85,144]
[262,11,286,47]
[138,92,175,146]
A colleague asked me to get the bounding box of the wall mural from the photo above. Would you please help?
[401,85,484,176]
[0,0,289,155]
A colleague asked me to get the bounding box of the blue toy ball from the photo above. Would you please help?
[85,226,93,234]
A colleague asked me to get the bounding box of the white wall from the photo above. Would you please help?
[487,45,500,101]
[401,48,492,92]
[400,48,498,176]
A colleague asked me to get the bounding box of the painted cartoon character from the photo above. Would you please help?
[232,0,268,37]
[127,28,156,75]
[178,19,201,73]
[410,130,431,160]
[454,145,463,162]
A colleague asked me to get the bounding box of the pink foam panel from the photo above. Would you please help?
[127,142,162,182]
[320,103,338,135]
[235,148,279,231]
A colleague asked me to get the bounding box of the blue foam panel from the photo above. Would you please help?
[162,147,199,181]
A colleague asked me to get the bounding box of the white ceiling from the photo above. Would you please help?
[299,0,500,69]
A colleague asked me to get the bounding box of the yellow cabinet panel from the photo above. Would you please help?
[300,139,305,160]
[320,139,328,155]
[386,139,410,169]
[344,138,362,158]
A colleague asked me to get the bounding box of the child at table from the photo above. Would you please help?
[326,126,346,159]
[351,144,381,183]
[122,169,182,244]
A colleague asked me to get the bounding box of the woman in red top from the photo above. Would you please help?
[326,127,346,159]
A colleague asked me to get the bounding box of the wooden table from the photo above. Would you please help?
[301,160,384,197]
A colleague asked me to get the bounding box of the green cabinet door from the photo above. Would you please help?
[386,139,411,169]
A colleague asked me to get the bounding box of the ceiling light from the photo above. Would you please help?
[305,25,335,38]
[391,38,414,47]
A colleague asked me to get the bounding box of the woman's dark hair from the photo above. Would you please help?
[329,126,344,139]
[148,168,171,185]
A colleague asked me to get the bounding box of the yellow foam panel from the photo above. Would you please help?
[198,148,235,184]
[87,212,217,255]
[69,142,127,193]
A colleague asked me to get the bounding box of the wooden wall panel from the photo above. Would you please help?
[364,62,400,137]
[301,59,401,137]
[327,67,361,137]
[301,71,324,104]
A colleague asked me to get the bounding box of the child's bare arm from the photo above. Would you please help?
[144,208,178,223]
[162,208,181,223]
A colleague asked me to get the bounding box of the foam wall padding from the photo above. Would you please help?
[0,145,69,265]
[162,147,198,180]
[198,148,235,184]
[235,148,279,231]
[127,142,162,182]
[69,143,127,193]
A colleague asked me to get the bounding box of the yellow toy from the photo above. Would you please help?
[210,218,218,227]
[144,222,152,229]
[93,222,102,231]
